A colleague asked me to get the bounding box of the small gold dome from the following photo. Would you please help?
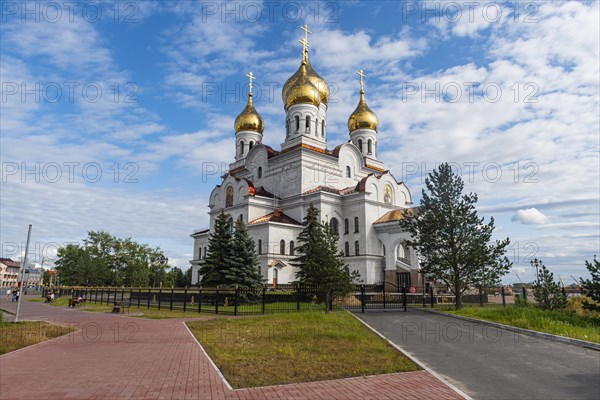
[282,53,329,107]
[234,93,264,134]
[283,62,321,109]
[348,90,378,132]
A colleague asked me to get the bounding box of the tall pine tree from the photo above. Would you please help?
[198,210,232,287]
[225,217,264,288]
[580,257,600,312]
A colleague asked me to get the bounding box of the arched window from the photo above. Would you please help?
[227,218,234,235]
[290,240,295,256]
[330,218,339,235]
[199,247,202,260]
[203,247,207,258]
[321,121,325,137]
[382,244,386,256]
[344,242,350,257]
[354,217,359,233]
[257,167,262,179]
[357,139,363,152]
[240,140,245,156]
[280,240,285,255]
[315,118,318,136]
[344,219,349,234]
[258,239,262,255]
[295,115,300,131]
[355,241,360,256]
[367,139,373,154]
[286,121,290,137]
[239,214,243,223]
[346,166,351,178]
[249,141,254,150]
[306,115,311,131]
[397,243,410,262]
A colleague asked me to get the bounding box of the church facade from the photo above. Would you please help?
[191,28,420,287]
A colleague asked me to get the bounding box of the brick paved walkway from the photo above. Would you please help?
[0,298,464,400]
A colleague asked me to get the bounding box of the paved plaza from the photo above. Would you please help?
[0,298,464,400]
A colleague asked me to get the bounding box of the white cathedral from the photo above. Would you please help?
[191,27,420,287]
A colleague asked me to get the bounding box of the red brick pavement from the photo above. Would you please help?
[0,298,464,400]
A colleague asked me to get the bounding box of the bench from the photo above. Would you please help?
[112,300,131,313]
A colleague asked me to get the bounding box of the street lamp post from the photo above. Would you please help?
[530,258,542,283]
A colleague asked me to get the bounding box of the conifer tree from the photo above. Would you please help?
[580,257,600,312]
[533,263,567,310]
[225,217,264,288]
[198,210,232,287]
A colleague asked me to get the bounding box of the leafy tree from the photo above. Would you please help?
[533,263,567,310]
[224,217,264,288]
[292,204,357,299]
[399,163,511,309]
[580,257,600,312]
[199,210,233,286]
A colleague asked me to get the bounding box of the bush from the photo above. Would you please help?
[565,296,600,319]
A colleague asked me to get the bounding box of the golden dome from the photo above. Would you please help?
[283,62,321,109]
[234,93,264,133]
[348,90,378,132]
[283,52,329,107]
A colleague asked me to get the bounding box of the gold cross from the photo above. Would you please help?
[357,69,366,91]
[300,24,312,41]
[245,71,256,94]
[298,37,309,55]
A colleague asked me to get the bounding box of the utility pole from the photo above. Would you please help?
[15,224,32,323]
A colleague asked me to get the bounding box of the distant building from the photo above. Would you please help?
[0,258,20,288]
[23,266,44,287]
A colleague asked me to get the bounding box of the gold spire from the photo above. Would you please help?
[348,69,378,132]
[282,24,330,106]
[234,72,264,134]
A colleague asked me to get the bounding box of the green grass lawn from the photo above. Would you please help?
[0,318,75,354]
[444,305,600,343]
[186,311,419,388]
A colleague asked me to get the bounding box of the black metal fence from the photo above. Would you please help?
[42,283,493,315]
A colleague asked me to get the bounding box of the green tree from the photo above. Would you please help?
[224,217,264,288]
[580,257,600,312]
[199,210,233,286]
[399,163,512,309]
[292,204,357,298]
[533,263,567,310]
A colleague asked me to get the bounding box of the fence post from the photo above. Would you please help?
[262,286,266,315]
[137,288,141,308]
[430,286,435,307]
[361,285,365,313]
[501,286,506,307]
[121,288,125,301]
[198,288,202,313]
[383,283,386,309]
[147,288,151,309]
[234,286,238,316]
[325,290,330,313]
[215,286,219,315]
[296,285,301,312]
[158,288,162,310]
[522,286,527,304]
[422,286,426,308]
[183,288,187,312]
[403,286,407,312]
[100,288,104,305]
[170,288,174,311]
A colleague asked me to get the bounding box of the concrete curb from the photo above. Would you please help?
[418,308,600,351]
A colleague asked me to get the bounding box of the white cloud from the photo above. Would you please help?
[511,208,548,225]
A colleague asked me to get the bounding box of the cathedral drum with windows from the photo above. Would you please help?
[191,26,420,288]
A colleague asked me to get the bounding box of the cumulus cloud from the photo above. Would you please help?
[511,208,548,225]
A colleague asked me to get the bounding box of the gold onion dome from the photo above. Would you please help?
[234,93,264,133]
[348,90,378,132]
[283,62,321,109]
[283,56,330,105]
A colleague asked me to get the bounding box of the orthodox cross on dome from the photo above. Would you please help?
[357,69,366,92]
[299,24,312,59]
[245,71,256,94]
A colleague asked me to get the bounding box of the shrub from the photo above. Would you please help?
[533,264,567,311]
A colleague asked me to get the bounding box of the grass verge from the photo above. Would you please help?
[186,311,419,388]
[0,319,74,355]
[443,305,600,343]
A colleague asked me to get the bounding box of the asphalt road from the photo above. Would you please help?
[356,309,600,400]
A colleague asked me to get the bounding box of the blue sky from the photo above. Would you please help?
[1,1,598,284]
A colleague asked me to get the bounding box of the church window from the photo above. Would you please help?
[357,139,363,152]
[240,140,245,156]
[344,242,350,257]
[227,218,234,235]
[384,184,393,205]
[315,118,318,136]
[367,139,373,154]
[203,247,207,258]
[344,219,349,234]
[321,121,325,137]
[225,186,233,208]
[286,121,290,137]
[199,247,202,260]
[354,217,359,233]
[346,166,351,178]
[280,240,285,255]
[290,240,295,256]
[295,115,300,131]
[330,218,339,235]
[257,167,262,179]
[355,241,360,256]
[397,243,409,262]
[249,141,254,150]
[258,239,262,255]
[306,115,311,131]
[239,214,243,223]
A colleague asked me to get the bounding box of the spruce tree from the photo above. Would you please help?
[533,263,567,310]
[198,210,232,287]
[225,217,264,288]
[399,163,511,309]
[580,257,600,312]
